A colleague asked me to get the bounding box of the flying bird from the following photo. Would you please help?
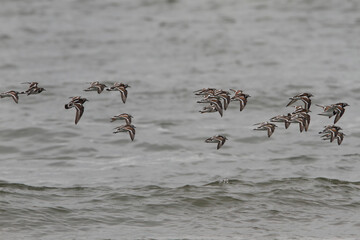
[111,113,133,125]
[84,81,107,94]
[286,93,313,110]
[253,122,277,137]
[107,82,130,103]
[205,135,227,150]
[65,96,88,124]
[113,124,136,141]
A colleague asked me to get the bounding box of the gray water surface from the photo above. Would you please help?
[1,0,360,239]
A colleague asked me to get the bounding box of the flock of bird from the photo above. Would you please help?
[1,83,349,148]
[194,88,250,149]
[0,82,45,102]
[195,89,349,149]
[0,81,136,141]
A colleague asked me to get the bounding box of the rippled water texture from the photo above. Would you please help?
[1,0,360,239]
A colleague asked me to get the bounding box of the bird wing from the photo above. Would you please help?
[74,103,84,124]
[267,126,274,137]
[286,98,298,107]
[124,117,132,125]
[211,102,223,117]
[119,88,127,103]
[217,141,222,150]
[239,97,247,111]
[10,92,19,104]
[337,133,344,145]
[128,127,135,141]
[334,107,345,124]
[298,121,304,133]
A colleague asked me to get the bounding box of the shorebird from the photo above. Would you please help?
[286,93,313,110]
[205,135,227,150]
[319,125,342,143]
[321,132,345,145]
[197,96,223,117]
[21,82,45,95]
[253,122,277,137]
[113,124,136,141]
[317,102,349,124]
[230,89,250,111]
[107,82,130,103]
[110,113,133,125]
[84,81,107,94]
[64,96,88,124]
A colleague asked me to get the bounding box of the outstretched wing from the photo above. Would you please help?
[10,92,19,104]
[267,126,274,137]
[128,127,135,141]
[74,103,84,125]
[119,88,128,103]
[239,97,247,111]
[334,107,345,124]
[337,133,344,145]
[211,102,223,117]
[286,98,298,107]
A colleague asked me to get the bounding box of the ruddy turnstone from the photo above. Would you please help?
[253,122,277,137]
[195,89,231,110]
[317,102,349,124]
[106,82,130,103]
[321,132,345,145]
[20,82,45,95]
[205,135,227,150]
[197,96,223,117]
[230,89,250,111]
[319,125,342,143]
[320,127,345,145]
[110,113,133,125]
[0,90,20,103]
[65,96,89,106]
[64,96,88,124]
[286,93,313,110]
[113,124,136,141]
[270,113,292,129]
[84,81,107,94]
